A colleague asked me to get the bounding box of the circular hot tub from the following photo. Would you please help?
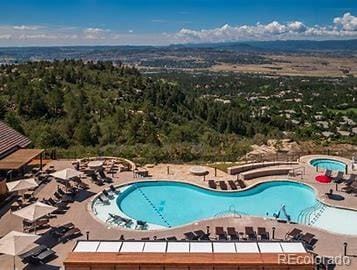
[310,158,346,172]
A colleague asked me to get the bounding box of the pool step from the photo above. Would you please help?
[297,202,326,226]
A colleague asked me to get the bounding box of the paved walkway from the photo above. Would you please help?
[0,157,356,269]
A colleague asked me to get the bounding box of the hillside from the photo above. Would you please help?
[0,60,356,163]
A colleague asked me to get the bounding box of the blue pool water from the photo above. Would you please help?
[310,158,346,172]
[91,180,357,234]
[117,181,317,228]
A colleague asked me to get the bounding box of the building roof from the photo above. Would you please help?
[0,121,31,159]
[0,149,44,170]
[65,240,312,268]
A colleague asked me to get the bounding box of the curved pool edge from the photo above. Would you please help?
[300,154,352,171]
[89,178,357,236]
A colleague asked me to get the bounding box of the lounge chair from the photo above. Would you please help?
[334,171,344,184]
[90,174,104,186]
[47,198,69,209]
[245,226,256,240]
[20,245,55,264]
[98,169,113,183]
[194,230,210,240]
[208,180,217,189]
[107,213,133,227]
[301,233,317,250]
[53,191,62,200]
[76,180,89,190]
[215,227,227,240]
[51,223,75,238]
[102,189,114,199]
[325,169,332,177]
[109,185,120,194]
[59,228,82,243]
[184,232,198,240]
[98,195,110,204]
[285,228,302,240]
[342,184,357,194]
[228,180,238,190]
[136,220,148,230]
[24,219,50,232]
[237,179,246,188]
[300,233,315,244]
[344,174,356,186]
[227,227,239,240]
[28,249,56,264]
[304,238,318,251]
[219,181,228,190]
[20,245,48,262]
[54,191,74,203]
[257,227,269,240]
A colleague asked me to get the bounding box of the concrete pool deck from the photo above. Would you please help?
[0,156,357,269]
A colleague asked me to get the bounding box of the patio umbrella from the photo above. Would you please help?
[6,178,38,193]
[50,168,82,181]
[12,201,57,228]
[0,230,40,270]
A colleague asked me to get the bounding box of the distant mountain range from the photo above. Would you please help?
[178,39,357,52]
[0,39,356,63]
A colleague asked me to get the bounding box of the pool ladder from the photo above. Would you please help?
[133,184,171,227]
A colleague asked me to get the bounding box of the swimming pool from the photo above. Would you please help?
[92,180,357,235]
[310,158,346,172]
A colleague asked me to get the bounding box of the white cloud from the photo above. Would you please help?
[84,27,108,34]
[173,12,357,43]
[0,13,356,46]
[13,25,41,31]
[334,13,357,31]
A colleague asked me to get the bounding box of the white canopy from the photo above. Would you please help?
[12,202,57,222]
[258,242,283,253]
[166,242,189,253]
[143,242,166,253]
[96,242,123,252]
[75,241,100,252]
[190,242,212,253]
[51,168,82,181]
[6,178,38,192]
[0,231,39,256]
[213,242,236,253]
[120,242,145,252]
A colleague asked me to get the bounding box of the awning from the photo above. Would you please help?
[0,149,44,170]
[143,242,166,253]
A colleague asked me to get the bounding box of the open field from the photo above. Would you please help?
[210,54,357,77]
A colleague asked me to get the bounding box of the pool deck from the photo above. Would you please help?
[0,156,357,269]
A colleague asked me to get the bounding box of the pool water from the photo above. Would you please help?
[118,181,316,227]
[310,158,346,172]
[109,180,357,235]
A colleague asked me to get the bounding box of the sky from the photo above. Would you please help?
[0,0,356,46]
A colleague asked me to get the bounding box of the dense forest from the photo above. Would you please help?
[0,60,356,163]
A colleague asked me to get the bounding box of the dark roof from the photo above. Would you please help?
[0,121,31,159]
[0,149,44,170]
